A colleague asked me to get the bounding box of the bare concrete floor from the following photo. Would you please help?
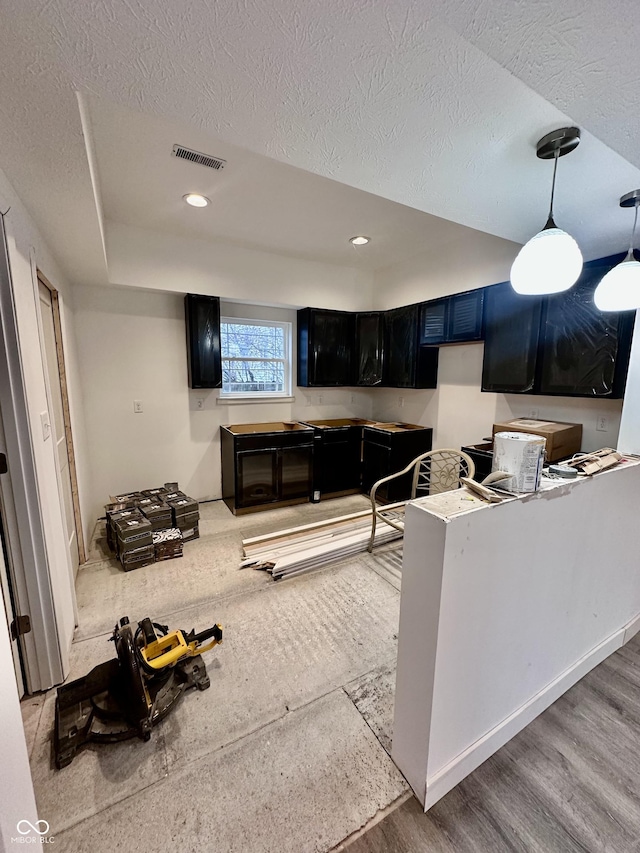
[23,496,408,852]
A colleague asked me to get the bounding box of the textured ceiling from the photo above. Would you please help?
[0,1,637,286]
[88,97,491,271]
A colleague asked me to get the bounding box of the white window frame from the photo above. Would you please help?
[219,316,293,400]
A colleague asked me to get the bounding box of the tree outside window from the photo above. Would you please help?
[220,318,291,396]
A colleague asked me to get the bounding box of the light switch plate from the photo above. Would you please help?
[40,411,51,441]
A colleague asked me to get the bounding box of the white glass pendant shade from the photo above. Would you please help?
[510,227,583,296]
[594,253,640,311]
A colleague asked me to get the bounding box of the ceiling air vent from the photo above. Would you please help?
[171,144,226,171]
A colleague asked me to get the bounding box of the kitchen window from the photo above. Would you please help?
[220,318,292,398]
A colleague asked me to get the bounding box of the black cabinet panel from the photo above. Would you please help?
[237,450,278,507]
[419,290,484,345]
[221,425,314,513]
[280,446,313,500]
[420,300,447,344]
[362,425,433,501]
[384,305,417,387]
[185,294,222,388]
[307,424,363,497]
[447,290,485,342]
[355,312,384,386]
[297,308,353,386]
[538,265,634,398]
[482,282,543,393]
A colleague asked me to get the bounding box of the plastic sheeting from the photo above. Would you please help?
[540,268,621,397]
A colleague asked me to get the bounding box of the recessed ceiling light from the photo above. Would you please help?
[349,235,371,246]
[183,193,210,208]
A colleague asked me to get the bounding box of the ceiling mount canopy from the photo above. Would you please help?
[594,190,640,312]
[510,127,583,296]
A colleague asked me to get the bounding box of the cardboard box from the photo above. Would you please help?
[492,419,582,463]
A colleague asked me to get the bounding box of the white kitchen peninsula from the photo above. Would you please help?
[392,459,640,810]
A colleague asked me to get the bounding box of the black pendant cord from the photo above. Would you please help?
[628,203,639,259]
[544,151,560,230]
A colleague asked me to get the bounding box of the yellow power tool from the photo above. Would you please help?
[54,615,223,768]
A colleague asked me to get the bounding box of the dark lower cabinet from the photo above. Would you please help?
[355,312,384,386]
[304,419,369,499]
[482,282,543,393]
[185,294,222,388]
[237,449,278,506]
[362,424,433,502]
[221,424,313,514]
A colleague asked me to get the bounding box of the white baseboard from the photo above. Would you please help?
[623,611,640,645]
[423,627,626,810]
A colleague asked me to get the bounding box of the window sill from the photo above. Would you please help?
[217,395,296,405]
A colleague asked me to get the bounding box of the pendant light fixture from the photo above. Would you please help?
[594,190,640,312]
[510,127,583,296]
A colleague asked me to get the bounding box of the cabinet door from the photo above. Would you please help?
[384,305,418,388]
[538,266,631,397]
[362,439,392,497]
[482,282,543,393]
[320,432,361,494]
[447,290,485,342]
[309,310,353,386]
[420,300,447,345]
[236,450,278,507]
[185,294,222,388]
[280,445,313,500]
[355,313,384,385]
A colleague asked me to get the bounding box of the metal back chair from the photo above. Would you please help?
[367,449,475,552]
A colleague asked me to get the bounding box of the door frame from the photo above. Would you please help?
[0,212,65,692]
[36,270,86,565]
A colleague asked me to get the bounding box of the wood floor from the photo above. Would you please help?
[347,632,640,853]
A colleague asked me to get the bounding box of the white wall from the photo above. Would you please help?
[107,221,374,311]
[73,285,373,528]
[373,229,520,310]
[0,582,38,850]
[372,236,624,452]
[618,309,640,454]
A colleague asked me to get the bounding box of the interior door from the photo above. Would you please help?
[38,282,80,578]
[0,487,24,695]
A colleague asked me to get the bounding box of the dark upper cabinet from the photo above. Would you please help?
[297,308,353,386]
[384,305,439,388]
[482,282,543,393]
[447,289,485,342]
[419,289,485,345]
[354,312,384,386]
[420,299,447,344]
[185,294,222,389]
[538,263,634,398]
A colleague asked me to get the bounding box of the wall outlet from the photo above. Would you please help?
[318,394,324,405]
[40,411,51,441]
[196,397,205,410]
[596,416,608,432]
[133,400,143,413]
[350,393,356,404]
[528,408,540,420]
[399,396,405,408]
